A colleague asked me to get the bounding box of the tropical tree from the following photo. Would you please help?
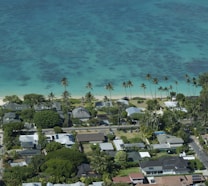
[33,110,61,128]
[127,80,133,99]
[62,90,71,127]
[163,87,169,98]
[122,81,128,97]
[105,82,113,100]
[164,76,168,82]
[86,82,93,91]
[198,73,208,110]
[3,95,22,104]
[90,151,115,175]
[186,78,191,96]
[61,77,68,91]
[23,94,45,108]
[140,83,146,98]
[158,86,163,99]
[152,78,158,99]
[20,108,35,122]
[48,92,55,102]
[62,90,70,102]
[146,73,153,98]
[114,151,127,167]
[174,80,178,94]
[192,77,198,96]
[85,91,94,105]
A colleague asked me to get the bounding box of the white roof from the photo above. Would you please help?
[175,107,188,113]
[117,99,129,105]
[19,133,38,144]
[125,107,142,116]
[10,161,27,167]
[99,142,114,151]
[113,139,124,151]
[22,183,42,186]
[139,152,151,158]
[89,182,104,186]
[47,182,85,186]
[183,155,195,160]
[46,133,75,146]
[164,101,178,108]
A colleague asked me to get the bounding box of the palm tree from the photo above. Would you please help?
[158,86,163,99]
[140,83,146,98]
[61,77,68,91]
[122,81,128,97]
[62,90,70,102]
[186,78,191,96]
[127,80,133,99]
[192,77,198,96]
[86,82,93,91]
[146,73,153,98]
[48,92,55,102]
[105,82,113,100]
[152,77,158,99]
[163,87,169,97]
[47,92,55,108]
[164,76,168,82]
[85,91,94,104]
[174,80,178,95]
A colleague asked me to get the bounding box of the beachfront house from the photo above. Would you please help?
[72,107,91,121]
[34,101,61,111]
[125,107,143,117]
[2,102,30,111]
[95,101,113,109]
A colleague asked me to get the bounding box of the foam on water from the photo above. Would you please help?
[0,0,208,98]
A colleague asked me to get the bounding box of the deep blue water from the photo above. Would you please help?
[1,0,208,98]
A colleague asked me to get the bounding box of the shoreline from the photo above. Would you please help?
[0,89,201,106]
[0,93,159,106]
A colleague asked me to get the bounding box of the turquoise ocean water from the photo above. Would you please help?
[1,0,208,98]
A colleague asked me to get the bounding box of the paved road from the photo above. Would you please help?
[189,136,208,169]
[41,124,140,133]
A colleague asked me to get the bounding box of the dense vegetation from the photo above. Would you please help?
[1,72,208,185]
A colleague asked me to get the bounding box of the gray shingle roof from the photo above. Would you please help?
[140,156,189,173]
[72,107,90,119]
[76,133,105,142]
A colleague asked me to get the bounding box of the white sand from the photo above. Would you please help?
[0,97,5,106]
[0,93,157,106]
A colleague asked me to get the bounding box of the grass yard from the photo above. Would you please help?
[82,143,93,154]
[114,130,142,140]
[118,167,141,176]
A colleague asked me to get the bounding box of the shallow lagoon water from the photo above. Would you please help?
[0,0,208,98]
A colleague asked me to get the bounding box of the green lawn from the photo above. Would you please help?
[118,167,140,176]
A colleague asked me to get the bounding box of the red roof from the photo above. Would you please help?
[129,173,144,179]
[113,176,131,183]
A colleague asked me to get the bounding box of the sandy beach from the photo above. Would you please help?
[0,93,155,106]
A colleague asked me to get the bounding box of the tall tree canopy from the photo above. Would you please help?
[23,93,45,107]
[34,110,61,128]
